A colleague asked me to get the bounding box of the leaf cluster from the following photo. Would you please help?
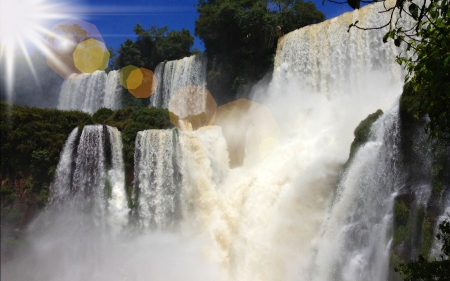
[195,0,325,101]
[1,103,172,213]
[343,0,450,141]
[95,107,173,171]
[0,102,93,207]
[395,0,450,141]
[114,25,194,70]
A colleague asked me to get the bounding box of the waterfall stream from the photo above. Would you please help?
[150,54,207,109]
[58,70,122,113]
[311,105,402,281]
[133,129,182,230]
[3,1,449,281]
[49,125,128,229]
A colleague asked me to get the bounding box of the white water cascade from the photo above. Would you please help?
[311,105,402,281]
[49,125,128,229]
[58,70,122,114]
[273,0,406,100]
[133,129,182,230]
[4,1,449,281]
[150,54,207,109]
[166,1,408,279]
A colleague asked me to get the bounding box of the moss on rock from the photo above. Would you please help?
[347,109,384,163]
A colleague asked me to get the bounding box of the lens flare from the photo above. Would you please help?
[0,0,70,100]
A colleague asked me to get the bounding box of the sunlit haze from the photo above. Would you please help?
[0,0,71,96]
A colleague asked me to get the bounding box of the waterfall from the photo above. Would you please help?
[150,54,207,109]
[58,70,122,114]
[57,55,207,114]
[49,127,79,202]
[311,104,402,281]
[103,70,123,110]
[50,125,128,229]
[273,0,406,99]
[133,129,182,230]
[3,1,449,281]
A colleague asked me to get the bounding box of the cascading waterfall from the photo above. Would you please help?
[390,111,450,262]
[311,105,402,281]
[4,1,449,281]
[273,0,406,99]
[58,70,122,113]
[107,126,129,229]
[167,1,411,279]
[150,54,207,109]
[133,129,182,230]
[50,125,128,229]
[103,70,123,110]
[49,127,79,202]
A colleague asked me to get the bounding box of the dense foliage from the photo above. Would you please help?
[195,0,325,103]
[114,25,195,70]
[0,102,93,210]
[395,0,450,141]
[0,103,172,231]
[93,107,173,172]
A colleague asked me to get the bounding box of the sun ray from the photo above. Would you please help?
[16,35,40,84]
[0,0,73,102]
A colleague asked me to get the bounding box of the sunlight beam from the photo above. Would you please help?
[0,0,71,101]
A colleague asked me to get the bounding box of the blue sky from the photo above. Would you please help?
[60,0,355,54]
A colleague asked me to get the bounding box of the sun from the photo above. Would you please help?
[0,0,69,98]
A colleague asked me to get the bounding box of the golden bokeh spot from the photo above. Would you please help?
[128,68,158,98]
[119,65,139,88]
[212,98,279,168]
[73,38,109,74]
[126,68,143,90]
[46,19,106,78]
[258,137,280,158]
[168,85,217,130]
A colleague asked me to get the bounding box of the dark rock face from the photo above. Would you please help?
[342,107,449,280]
[389,108,450,279]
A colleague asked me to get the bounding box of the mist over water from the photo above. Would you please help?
[310,105,402,281]
[2,1,429,281]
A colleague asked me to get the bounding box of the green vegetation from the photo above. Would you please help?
[392,199,413,249]
[390,194,450,280]
[390,196,450,279]
[114,25,195,71]
[101,107,173,172]
[195,0,325,102]
[112,25,196,109]
[347,109,383,161]
[0,101,93,209]
[111,1,325,104]
[395,219,450,280]
[394,201,410,227]
[0,102,172,230]
[341,0,450,141]
[431,143,446,194]
[394,0,450,141]
[420,210,433,258]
